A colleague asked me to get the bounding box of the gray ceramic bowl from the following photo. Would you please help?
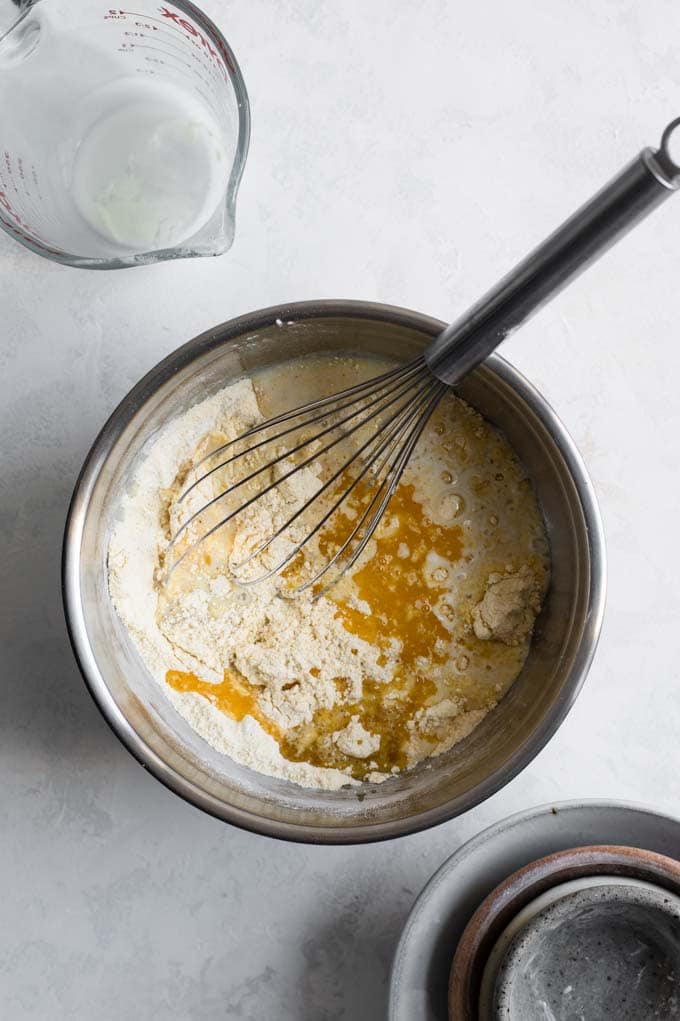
[62,301,606,843]
[391,803,680,1021]
[487,878,680,1019]
[449,843,680,1018]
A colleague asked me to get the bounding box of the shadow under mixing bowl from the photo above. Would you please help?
[62,301,606,844]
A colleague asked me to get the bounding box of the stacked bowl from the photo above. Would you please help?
[450,843,680,1019]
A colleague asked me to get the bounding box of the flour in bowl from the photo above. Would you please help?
[108,355,550,790]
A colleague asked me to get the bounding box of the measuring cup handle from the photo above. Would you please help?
[425,118,680,385]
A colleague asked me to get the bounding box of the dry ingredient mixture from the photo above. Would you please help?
[108,355,550,790]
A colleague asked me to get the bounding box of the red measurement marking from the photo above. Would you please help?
[107,9,235,76]
[117,7,236,75]
[0,201,67,256]
[0,187,32,231]
[7,223,65,257]
[0,188,63,256]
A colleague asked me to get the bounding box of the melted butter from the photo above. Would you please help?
[165,483,463,780]
[279,483,463,778]
[279,674,438,779]
[166,667,281,742]
[326,482,463,668]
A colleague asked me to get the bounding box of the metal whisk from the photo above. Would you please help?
[165,118,680,595]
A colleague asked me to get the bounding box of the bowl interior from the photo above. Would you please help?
[492,880,680,1020]
[65,306,602,841]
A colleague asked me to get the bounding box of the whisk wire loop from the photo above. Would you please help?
[230,375,444,584]
[287,381,447,598]
[169,360,429,548]
[179,356,427,505]
[163,358,437,585]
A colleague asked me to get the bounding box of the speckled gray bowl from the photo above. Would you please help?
[487,878,680,1020]
[449,843,680,1019]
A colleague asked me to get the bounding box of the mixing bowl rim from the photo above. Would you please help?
[62,299,607,844]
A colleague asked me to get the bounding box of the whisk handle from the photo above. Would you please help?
[425,118,680,385]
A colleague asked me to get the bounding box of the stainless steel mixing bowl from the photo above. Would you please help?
[62,301,606,844]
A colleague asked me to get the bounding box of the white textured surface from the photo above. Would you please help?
[2,2,680,1017]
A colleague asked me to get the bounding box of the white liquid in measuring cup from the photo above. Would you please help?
[69,79,229,252]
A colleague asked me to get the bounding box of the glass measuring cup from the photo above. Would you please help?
[0,0,249,268]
